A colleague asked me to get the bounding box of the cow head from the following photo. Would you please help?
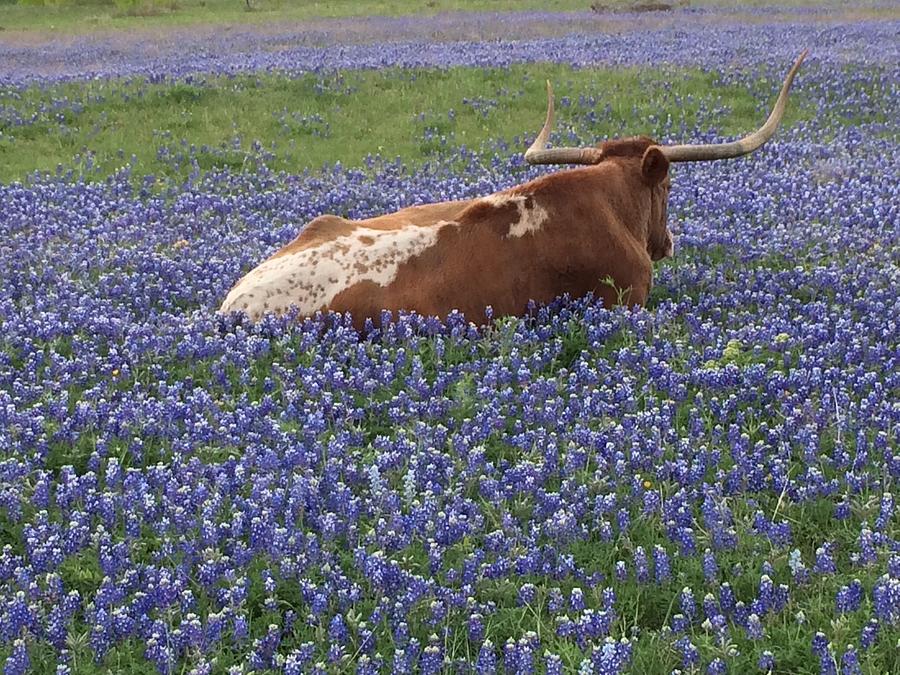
[642,145,673,261]
[524,50,808,262]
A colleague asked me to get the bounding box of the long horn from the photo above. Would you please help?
[524,80,605,165]
[660,49,808,162]
[524,50,808,166]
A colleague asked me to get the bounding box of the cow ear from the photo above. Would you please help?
[641,146,669,185]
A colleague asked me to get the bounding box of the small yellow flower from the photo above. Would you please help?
[643,480,653,489]
[774,332,790,344]
[111,369,120,377]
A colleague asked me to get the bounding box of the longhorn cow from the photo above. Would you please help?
[220,51,807,329]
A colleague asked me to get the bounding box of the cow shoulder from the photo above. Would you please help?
[455,193,525,237]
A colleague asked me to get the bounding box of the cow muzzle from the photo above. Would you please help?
[651,232,675,262]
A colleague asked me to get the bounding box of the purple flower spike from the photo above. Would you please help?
[835,580,863,614]
[4,639,30,675]
[476,639,496,674]
[544,652,563,675]
[653,546,671,583]
[814,543,837,575]
[859,619,880,650]
[840,645,862,675]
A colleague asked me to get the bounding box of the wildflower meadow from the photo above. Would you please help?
[0,2,897,673]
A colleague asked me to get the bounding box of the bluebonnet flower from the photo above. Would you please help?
[517,632,538,673]
[702,593,719,620]
[328,614,349,645]
[752,575,775,616]
[859,619,879,650]
[503,638,517,673]
[554,615,574,640]
[680,587,696,621]
[835,580,863,614]
[653,546,671,583]
[428,599,446,625]
[476,639,496,673]
[813,543,837,575]
[719,583,737,616]
[544,652,563,675]
[702,549,718,583]
[872,569,900,625]
[789,549,810,585]
[248,624,281,670]
[569,588,585,612]
[746,613,764,640]
[840,645,861,675]
[589,638,631,674]
[518,583,537,606]
[634,547,650,584]
[873,493,894,532]
[674,636,700,669]
[855,526,877,566]
[812,632,837,675]
[642,489,661,516]
[355,654,381,675]
[4,639,29,675]
[144,630,174,674]
[467,613,485,643]
[232,614,249,643]
[284,643,315,674]
[547,588,564,615]
[671,613,690,633]
[834,499,851,521]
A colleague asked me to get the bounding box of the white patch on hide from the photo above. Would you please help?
[479,193,548,238]
[220,222,452,320]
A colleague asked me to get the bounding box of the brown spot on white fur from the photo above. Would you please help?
[220,221,459,319]
[480,193,549,238]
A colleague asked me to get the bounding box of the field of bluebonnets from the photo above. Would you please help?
[1,3,899,674]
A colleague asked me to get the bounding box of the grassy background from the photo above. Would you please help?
[0,65,806,183]
[0,0,894,34]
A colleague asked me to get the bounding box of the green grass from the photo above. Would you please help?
[5,0,580,33]
[1,0,893,35]
[0,64,810,183]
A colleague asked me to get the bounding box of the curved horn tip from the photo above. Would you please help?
[659,50,810,163]
[525,78,556,162]
[789,49,809,74]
